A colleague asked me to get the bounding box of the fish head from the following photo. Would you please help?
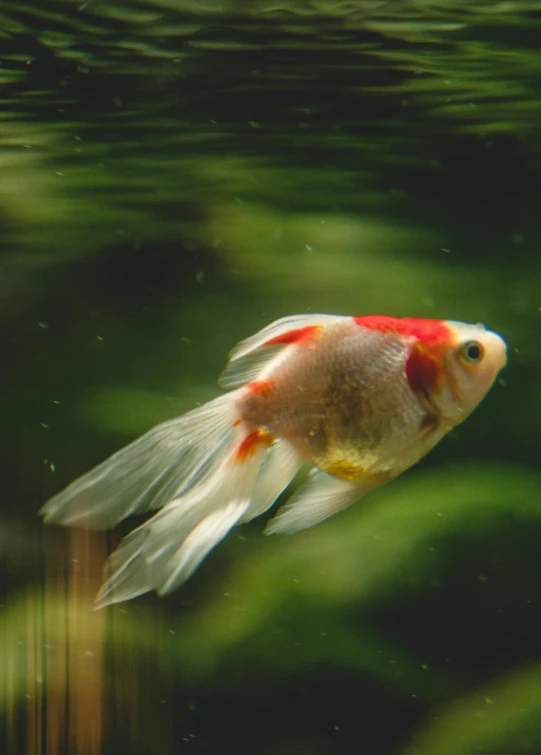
[430,321,507,424]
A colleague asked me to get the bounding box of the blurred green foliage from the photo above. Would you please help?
[3,465,541,753]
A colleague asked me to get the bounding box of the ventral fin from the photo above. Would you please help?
[218,314,346,390]
[265,470,362,535]
[265,467,394,535]
[240,439,304,524]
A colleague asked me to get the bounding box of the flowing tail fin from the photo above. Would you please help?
[41,393,244,530]
[94,428,271,608]
[40,391,301,608]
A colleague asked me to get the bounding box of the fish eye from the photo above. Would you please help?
[458,340,485,366]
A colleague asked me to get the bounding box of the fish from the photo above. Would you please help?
[41,313,507,608]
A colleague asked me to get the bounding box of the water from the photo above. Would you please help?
[1,1,541,753]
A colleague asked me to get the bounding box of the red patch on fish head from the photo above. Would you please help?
[405,341,446,395]
[354,315,452,396]
[353,315,450,342]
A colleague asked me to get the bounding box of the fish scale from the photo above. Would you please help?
[238,321,426,479]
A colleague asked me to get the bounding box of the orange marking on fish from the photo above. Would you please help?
[262,324,321,347]
[233,418,242,427]
[321,459,366,481]
[247,378,277,397]
[235,429,272,463]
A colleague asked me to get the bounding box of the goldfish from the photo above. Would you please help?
[41,313,507,608]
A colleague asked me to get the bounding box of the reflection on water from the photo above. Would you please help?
[1,1,541,753]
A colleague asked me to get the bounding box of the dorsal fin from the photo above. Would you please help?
[218,313,347,389]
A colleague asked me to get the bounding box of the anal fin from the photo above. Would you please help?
[240,439,304,524]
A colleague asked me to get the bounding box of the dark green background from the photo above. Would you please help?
[1,1,540,753]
